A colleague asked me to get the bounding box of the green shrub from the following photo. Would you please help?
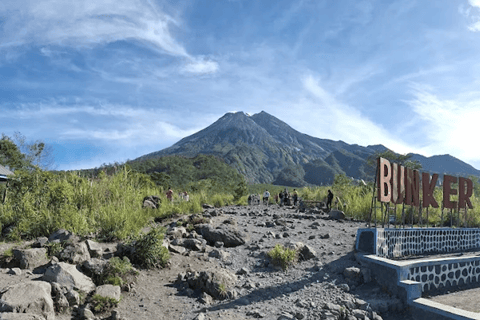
[99,256,138,288]
[268,244,298,271]
[90,294,120,313]
[127,225,170,269]
[46,242,65,257]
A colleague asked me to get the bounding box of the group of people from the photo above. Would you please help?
[260,188,299,206]
[261,188,335,210]
[165,186,334,210]
[166,188,189,202]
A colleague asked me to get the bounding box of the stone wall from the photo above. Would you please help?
[375,228,480,259]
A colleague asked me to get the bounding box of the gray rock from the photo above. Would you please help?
[81,258,108,280]
[7,268,22,275]
[299,244,316,260]
[208,249,230,260]
[194,313,206,320]
[195,224,247,247]
[168,244,187,255]
[344,267,362,283]
[198,292,213,305]
[246,310,265,318]
[166,226,187,239]
[183,269,237,300]
[32,237,49,248]
[43,262,96,294]
[85,240,103,258]
[329,210,345,220]
[0,314,45,320]
[95,284,121,301]
[48,229,77,243]
[13,248,49,270]
[338,283,350,292]
[58,242,91,264]
[236,267,249,275]
[0,281,54,320]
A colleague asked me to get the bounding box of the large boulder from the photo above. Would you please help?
[180,268,237,300]
[142,195,161,209]
[48,229,77,243]
[0,313,45,320]
[13,248,49,270]
[42,262,95,294]
[85,240,103,258]
[195,224,247,247]
[0,281,55,320]
[58,242,91,264]
[95,284,121,302]
[328,210,345,220]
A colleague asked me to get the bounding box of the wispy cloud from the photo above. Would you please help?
[0,101,203,144]
[0,0,187,56]
[407,85,480,166]
[282,75,412,154]
[182,57,219,75]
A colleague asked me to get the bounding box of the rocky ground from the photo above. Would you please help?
[0,204,423,320]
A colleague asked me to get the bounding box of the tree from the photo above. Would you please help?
[367,150,422,174]
[0,134,27,170]
[13,132,55,170]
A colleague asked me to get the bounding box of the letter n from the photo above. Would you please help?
[405,168,420,206]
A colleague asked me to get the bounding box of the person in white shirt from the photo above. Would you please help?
[263,190,270,205]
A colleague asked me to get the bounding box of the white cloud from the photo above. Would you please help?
[0,0,187,57]
[470,0,480,8]
[182,57,219,74]
[407,87,480,167]
[284,75,412,154]
[0,102,202,144]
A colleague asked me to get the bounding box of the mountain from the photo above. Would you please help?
[134,111,480,186]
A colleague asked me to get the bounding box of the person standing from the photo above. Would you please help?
[166,187,174,202]
[327,189,334,211]
[263,189,270,205]
[293,189,298,206]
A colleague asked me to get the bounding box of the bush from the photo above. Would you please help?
[90,294,120,313]
[268,244,298,271]
[127,225,170,269]
[99,256,138,288]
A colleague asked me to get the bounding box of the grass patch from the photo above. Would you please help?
[126,225,170,269]
[91,294,120,314]
[268,244,298,271]
[100,256,139,289]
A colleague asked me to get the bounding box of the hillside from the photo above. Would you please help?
[133,111,480,186]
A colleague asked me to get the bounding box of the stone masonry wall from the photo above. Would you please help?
[376,228,480,259]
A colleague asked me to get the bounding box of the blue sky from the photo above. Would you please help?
[2,0,480,170]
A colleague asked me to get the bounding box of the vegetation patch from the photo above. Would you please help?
[126,225,170,269]
[268,244,298,271]
[90,294,120,314]
[96,256,139,289]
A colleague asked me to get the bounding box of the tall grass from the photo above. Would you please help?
[0,167,239,241]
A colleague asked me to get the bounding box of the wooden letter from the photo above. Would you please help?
[458,177,474,209]
[422,173,438,208]
[377,157,391,202]
[443,175,457,209]
[405,168,420,207]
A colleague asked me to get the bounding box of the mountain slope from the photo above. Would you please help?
[134,111,480,186]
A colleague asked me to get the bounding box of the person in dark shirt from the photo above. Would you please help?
[327,189,334,211]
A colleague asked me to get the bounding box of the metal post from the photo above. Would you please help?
[426,207,429,228]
